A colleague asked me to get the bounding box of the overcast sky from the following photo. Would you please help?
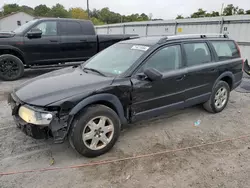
[2,0,250,19]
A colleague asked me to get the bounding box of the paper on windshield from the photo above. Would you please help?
[131,45,149,51]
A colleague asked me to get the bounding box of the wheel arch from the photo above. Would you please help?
[215,71,235,90]
[69,94,128,125]
[0,46,26,64]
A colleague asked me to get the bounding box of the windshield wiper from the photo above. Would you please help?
[83,67,106,77]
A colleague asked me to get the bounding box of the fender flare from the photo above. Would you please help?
[214,71,235,89]
[0,45,25,62]
[69,93,127,124]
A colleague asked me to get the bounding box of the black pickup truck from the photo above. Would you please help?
[0,18,136,81]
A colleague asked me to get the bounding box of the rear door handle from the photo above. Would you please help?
[176,75,185,81]
[80,39,87,42]
[50,40,58,42]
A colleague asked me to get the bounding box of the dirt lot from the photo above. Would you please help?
[1,69,250,188]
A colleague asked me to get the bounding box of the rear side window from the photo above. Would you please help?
[80,21,95,35]
[183,42,212,67]
[60,21,82,35]
[211,41,240,60]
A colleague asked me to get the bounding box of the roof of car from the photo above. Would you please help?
[120,34,230,46]
[120,36,167,46]
[35,18,91,22]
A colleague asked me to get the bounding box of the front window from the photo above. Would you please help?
[83,43,148,75]
[32,21,57,36]
[142,45,182,73]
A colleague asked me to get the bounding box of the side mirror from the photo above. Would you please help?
[27,28,42,38]
[144,68,163,81]
[243,59,250,75]
[136,72,147,80]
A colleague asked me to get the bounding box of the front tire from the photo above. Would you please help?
[0,54,24,81]
[69,105,121,158]
[203,81,230,113]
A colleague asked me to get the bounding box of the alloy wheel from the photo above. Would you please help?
[214,86,228,109]
[0,58,20,80]
[82,116,114,150]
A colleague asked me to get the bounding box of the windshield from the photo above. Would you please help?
[13,20,38,33]
[84,43,148,76]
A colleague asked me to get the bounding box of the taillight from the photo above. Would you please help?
[234,41,244,70]
[234,41,241,57]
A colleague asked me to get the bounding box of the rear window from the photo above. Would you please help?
[60,21,82,35]
[211,41,240,60]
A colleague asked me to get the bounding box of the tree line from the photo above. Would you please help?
[1,3,150,25]
[177,4,250,19]
[1,3,250,25]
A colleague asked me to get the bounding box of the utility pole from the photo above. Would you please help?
[87,0,90,19]
[0,6,4,17]
[220,3,224,16]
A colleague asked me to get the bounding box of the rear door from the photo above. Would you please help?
[59,20,97,61]
[182,41,219,106]
[131,44,187,121]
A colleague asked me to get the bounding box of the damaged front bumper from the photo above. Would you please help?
[8,93,72,143]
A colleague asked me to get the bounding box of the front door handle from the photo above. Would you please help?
[209,68,216,72]
[176,75,185,81]
[80,39,87,42]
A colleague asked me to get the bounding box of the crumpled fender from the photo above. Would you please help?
[69,93,127,124]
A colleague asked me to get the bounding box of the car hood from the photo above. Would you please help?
[0,31,15,38]
[15,67,114,106]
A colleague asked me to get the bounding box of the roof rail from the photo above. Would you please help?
[157,33,229,44]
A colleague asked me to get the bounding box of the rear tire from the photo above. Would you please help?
[203,81,230,113]
[0,54,24,81]
[69,105,121,158]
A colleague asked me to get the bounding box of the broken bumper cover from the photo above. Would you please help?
[13,115,49,139]
[13,114,70,143]
[9,93,70,143]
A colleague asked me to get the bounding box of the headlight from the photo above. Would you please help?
[18,105,53,125]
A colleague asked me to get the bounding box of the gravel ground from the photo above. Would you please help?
[1,69,250,188]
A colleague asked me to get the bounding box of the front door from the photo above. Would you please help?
[182,41,219,106]
[131,44,186,122]
[23,21,61,65]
